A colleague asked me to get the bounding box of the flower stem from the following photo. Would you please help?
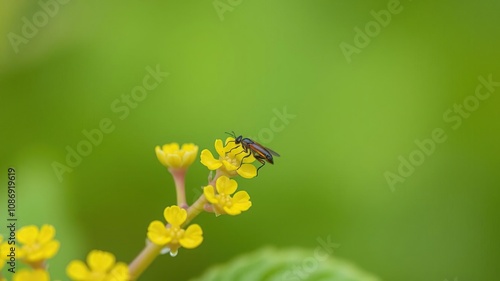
[129,170,223,280]
[184,194,208,227]
[169,168,187,208]
[129,241,162,281]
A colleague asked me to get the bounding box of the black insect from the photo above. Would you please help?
[226,131,280,174]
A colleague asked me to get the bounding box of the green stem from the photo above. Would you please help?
[128,241,162,281]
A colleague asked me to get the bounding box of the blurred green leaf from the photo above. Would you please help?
[190,247,379,281]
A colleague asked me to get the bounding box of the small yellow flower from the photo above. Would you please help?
[13,269,50,281]
[147,205,203,256]
[0,236,4,270]
[200,138,257,178]
[204,176,252,215]
[156,143,198,170]
[17,224,59,263]
[66,250,130,281]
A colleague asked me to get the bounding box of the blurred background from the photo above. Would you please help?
[1,0,499,280]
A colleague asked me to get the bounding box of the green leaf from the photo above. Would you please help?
[191,247,380,281]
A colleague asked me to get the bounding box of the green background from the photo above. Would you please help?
[1,0,499,280]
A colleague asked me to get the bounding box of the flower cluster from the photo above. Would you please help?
[0,135,266,281]
[66,250,129,281]
[145,137,256,258]
[0,226,129,281]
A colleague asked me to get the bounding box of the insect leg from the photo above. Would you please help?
[227,144,241,154]
[255,156,266,176]
[238,150,253,169]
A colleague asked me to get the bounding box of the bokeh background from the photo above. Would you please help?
[1,0,499,280]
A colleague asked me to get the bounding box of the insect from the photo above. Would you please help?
[225,131,280,174]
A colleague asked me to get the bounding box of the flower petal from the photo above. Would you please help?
[165,154,182,168]
[17,225,38,245]
[203,185,218,204]
[164,206,187,227]
[237,164,257,179]
[223,191,251,215]
[222,159,238,171]
[108,262,130,281]
[216,176,238,195]
[181,144,198,167]
[38,225,56,244]
[181,143,198,152]
[179,224,203,249]
[147,221,171,246]
[155,146,167,167]
[200,149,222,170]
[232,191,252,212]
[162,143,179,154]
[40,240,60,259]
[66,260,91,280]
[214,139,225,157]
[87,250,115,273]
[13,269,50,281]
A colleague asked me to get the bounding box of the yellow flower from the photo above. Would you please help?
[13,269,50,281]
[204,176,252,215]
[17,224,59,263]
[155,143,198,170]
[200,138,257,179]
[0,236,4,270]
[147,205,203,256]
[66,250,130,281]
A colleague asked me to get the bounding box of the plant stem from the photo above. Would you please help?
[128,170,222,280]
[169,168,187,208]
[128,241,162,281]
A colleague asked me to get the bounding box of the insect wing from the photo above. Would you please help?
[253,140,280,157]
[265,147,280,157]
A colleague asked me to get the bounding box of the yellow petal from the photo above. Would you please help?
[38,225,56,244]
[17,225,38,245]
[235,150,255,162]
[203,185,218,204]
[87,250,115,273]
[179,224,203,249]
[223,206,242,215]
[232,191,252,212]
[66,260,91,280]
[181,144,198,167]
[0,242,12,257]
[214,139,225,157]
[181,143,198,152]
[108,262,130,281]
[216,176,238,195]
[41,240,60,259]
[222,159,238,171]
[155,146,168,166]
[147,221,171,246]
[164,206,187,227]
[13,269,50,281]
[237,164,257,179]
[165,154,182,168]
[162,143,179,153]
[224,137,235,146]
[200,149,222,170]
